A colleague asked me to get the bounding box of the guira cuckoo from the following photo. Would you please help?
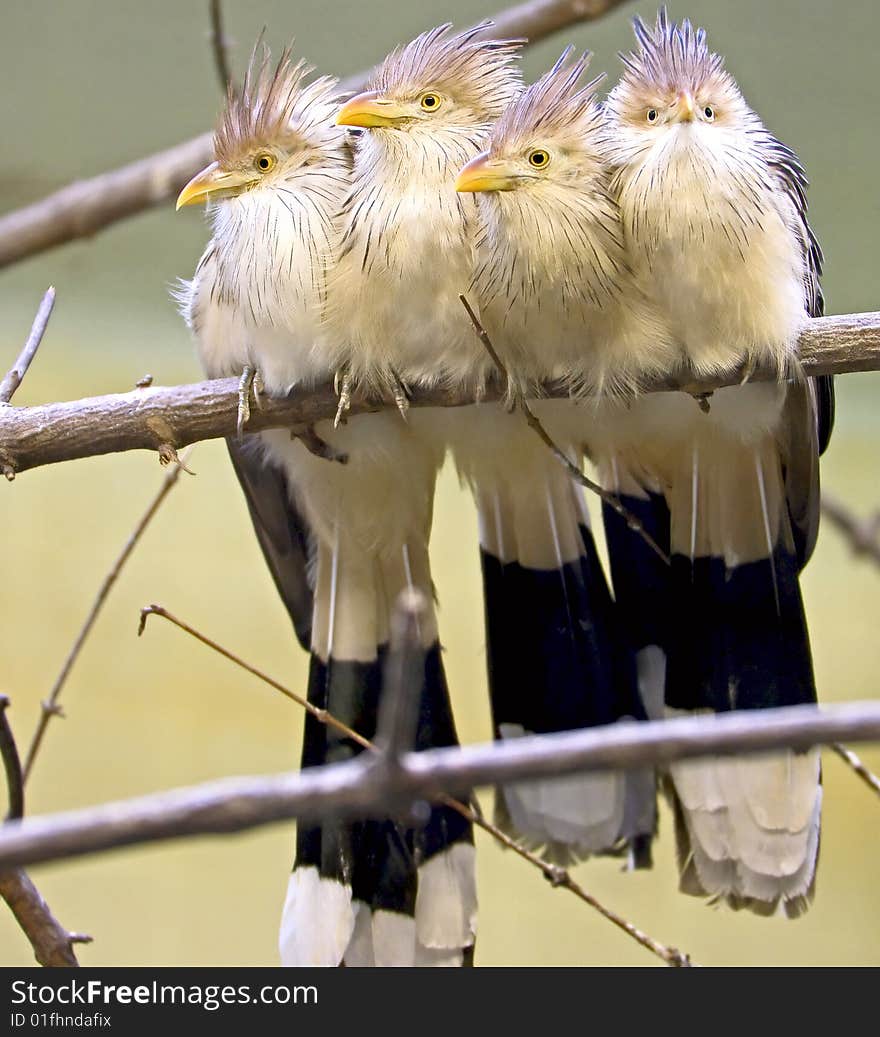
[455,50,679,864]
[177,46,473,966]
[599,8,834,916]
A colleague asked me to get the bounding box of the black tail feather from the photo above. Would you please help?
[665,542,816,714]
[294,644,472,923]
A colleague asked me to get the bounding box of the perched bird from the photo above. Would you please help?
[332,24,640,866]
[601,8,834,915]
[454,50,677,862]
[176,46,473,967]
[325,20,526,928]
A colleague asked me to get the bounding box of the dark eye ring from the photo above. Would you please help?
[528,149,550,168]
[704,106,715,120]
[647,109,658,123]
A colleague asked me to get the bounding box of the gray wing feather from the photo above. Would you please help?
[226,437,314,650]
[767,135,835,568]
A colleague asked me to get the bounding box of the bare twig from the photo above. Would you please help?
[0,702,878,871]
[0,0,631,270]
[0,697,24,822]
[821,493,880,569]
[830,742,880,799]
[460,294,672,564]
[0,311,876,479]
[141,602,691,965]
[0,287,56,406]
[0,697,90,965]
[21,450,194,784]
[208,0,235,95]
[375,590,429,761]
[0,871,91,968]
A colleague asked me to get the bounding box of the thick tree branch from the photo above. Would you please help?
[0,0,630,270]
[0,311,877,479]
[0,701,877,872]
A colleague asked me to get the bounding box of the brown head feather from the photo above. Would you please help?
[215,43,340,165]
[489,48,604,158]
[620,7,728,97]
[368,22,522,121]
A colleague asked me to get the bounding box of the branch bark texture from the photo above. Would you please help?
[0,701,877,871]
[0,311,877,478]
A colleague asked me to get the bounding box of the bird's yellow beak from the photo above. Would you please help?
[336,90,411,128]
[675,91,696,123]
[455,153,518,193]
[175,162,260,210]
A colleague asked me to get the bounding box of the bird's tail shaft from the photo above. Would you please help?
[662,431,821,915]
[280,535,476,966]
[469,420,654,863]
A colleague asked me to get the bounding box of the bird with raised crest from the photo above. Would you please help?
[599,7,834,916]
[176,42,474,967]
[333,23,653,869]
[454,49,678,864]
[309,23,529,963]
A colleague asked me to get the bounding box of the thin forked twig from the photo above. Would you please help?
[0,287,56,406]
[831,742,880,799]
[458,294,671,566]
[208,0,236,95]
[22,448,195,785]
[139,602,694,967]
[0,697,90,965]
[821,493,880,570]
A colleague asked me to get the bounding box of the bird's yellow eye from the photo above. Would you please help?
[703,105,715,121]
[528,149,550,169]
[647,109,658,123]
[255,153,276,173]
[420,92,442,112]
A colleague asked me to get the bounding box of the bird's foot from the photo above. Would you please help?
[391,372,410,420]
[504,374,524,414]
[237,365,263,436]
[739,355,758,385]
[689,390,713,414]
[293,425,348,464]
[334,367,351,428]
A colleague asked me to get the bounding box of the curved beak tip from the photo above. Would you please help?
[336,91,403,128]
[455,155,515,194]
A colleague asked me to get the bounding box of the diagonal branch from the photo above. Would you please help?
[0,0,631,270]
[459,293,671,564]
[208,0,236,95]
[830,742,880,799]
[0,288,56,405]
[0,311,877,480]
[821,493,880,570]
[21,451,194,785]
[140,602,692,966]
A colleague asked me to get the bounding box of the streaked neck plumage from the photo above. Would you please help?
[209,155,349,334]
[329,124,495,392]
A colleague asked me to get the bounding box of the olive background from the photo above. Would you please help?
[0,0,878,966]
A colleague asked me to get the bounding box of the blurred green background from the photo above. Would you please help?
[1,0,878,967]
